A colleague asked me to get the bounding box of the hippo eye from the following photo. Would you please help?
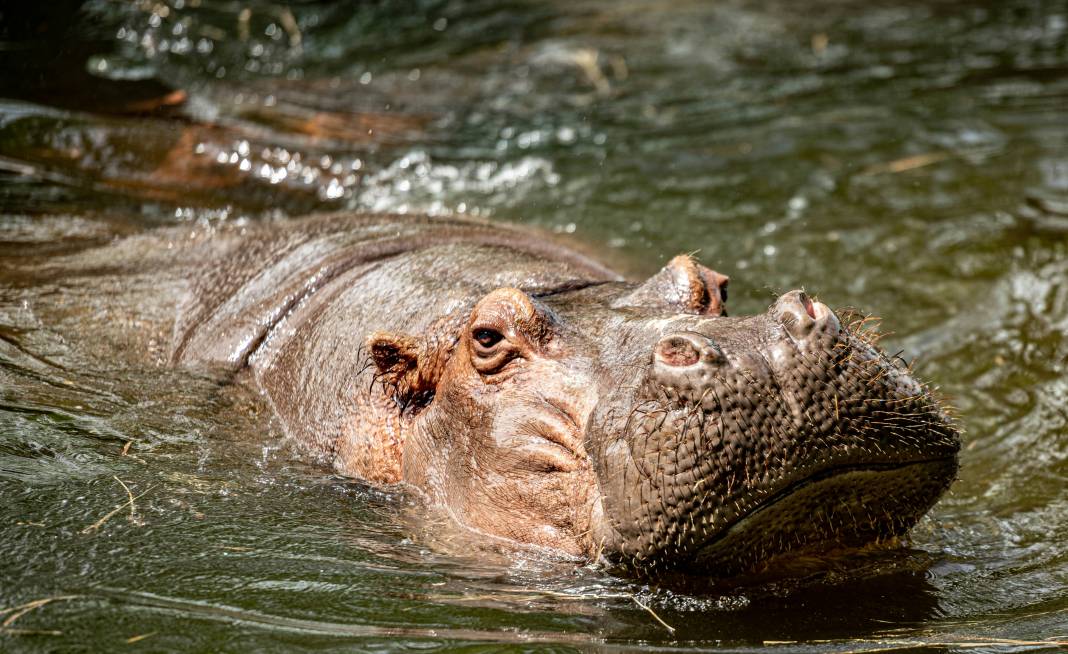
[473,328,504,349]
[469,325,520,375]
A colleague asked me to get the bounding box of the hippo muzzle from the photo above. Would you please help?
[587,290,960,576]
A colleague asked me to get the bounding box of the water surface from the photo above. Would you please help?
[2,0,1067,650]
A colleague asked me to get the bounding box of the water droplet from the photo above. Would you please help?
[322,178,344,199]
[517,130,542,149]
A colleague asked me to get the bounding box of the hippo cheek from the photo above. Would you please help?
[470,437,601,555]
[413,359,604,558]
[455,462,601,557]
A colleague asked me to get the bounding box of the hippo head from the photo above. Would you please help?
[368,256,960,576]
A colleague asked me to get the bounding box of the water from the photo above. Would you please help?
[1,0,1067,650]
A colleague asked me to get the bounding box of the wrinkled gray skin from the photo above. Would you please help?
[27,213,960,577]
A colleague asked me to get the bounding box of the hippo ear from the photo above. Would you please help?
[367,332,438,408]
[613,255,729,316]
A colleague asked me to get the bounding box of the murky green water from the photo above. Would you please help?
[2,0,1067,650]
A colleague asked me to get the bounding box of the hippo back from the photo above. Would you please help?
[172,213,620,370]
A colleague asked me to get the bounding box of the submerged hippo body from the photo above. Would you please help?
[45,213,960,576]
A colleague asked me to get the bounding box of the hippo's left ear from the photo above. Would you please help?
[613,255,729,316]
[367,332,439,408]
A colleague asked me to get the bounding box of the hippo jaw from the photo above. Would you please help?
[685,459,958,576]
[584,291,960,577]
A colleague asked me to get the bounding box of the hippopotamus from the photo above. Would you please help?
[29,212,960,577]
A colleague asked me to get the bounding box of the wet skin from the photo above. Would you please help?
[33,212,959,577]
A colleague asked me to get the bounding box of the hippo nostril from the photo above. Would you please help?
[799,292,816,320]
[773,290,842,344]
[652,332,726,389]
[655,336,701,368]
[654,332,725,370]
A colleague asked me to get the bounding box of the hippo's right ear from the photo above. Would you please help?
[613,255,729,316]
[367,332,438,408]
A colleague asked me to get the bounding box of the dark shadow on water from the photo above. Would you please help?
[650,564,943,644]
[0,2,185,115]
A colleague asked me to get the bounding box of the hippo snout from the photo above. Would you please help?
[588,286,959,576]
